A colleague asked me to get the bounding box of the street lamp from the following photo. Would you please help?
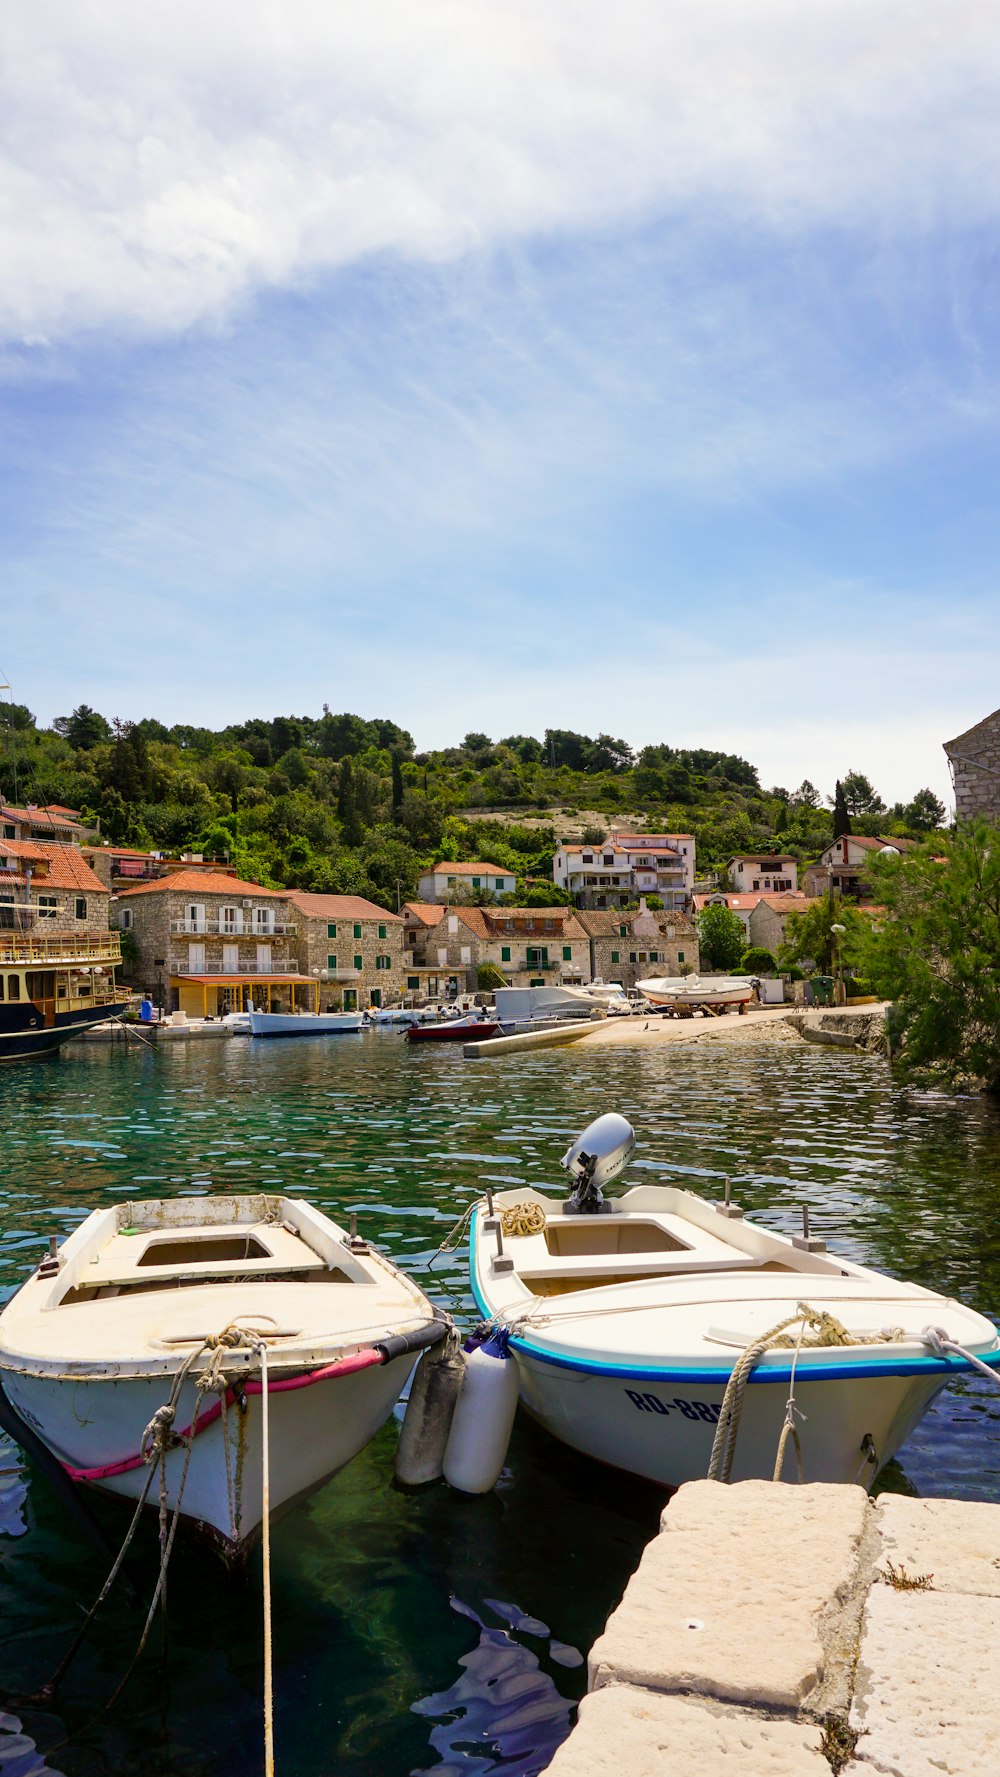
[830,922,846,1006]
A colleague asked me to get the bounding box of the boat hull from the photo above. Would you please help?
[406,1020,500,1044]
[248,1011,364,1037]
[510,1343,946,1487]
[3,1350,416,1556]
[0,1002,122,1061]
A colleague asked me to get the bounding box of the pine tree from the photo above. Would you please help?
[832,779,851,837]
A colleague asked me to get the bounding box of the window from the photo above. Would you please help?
[8,975,19,1000]
[471,877,481,888]
[562,945,572,961]
[650,951,658,963]
[353,923,362,938]
[327,922,337,939]
[120,909,133,930]
[678,950,685,962]
[501,945,511,962]
[582,853,593,863]
[407,975,420,990]
[75,897,87,920]
[38,895,57,919]
[354,954,362,971]
[610,950,620,964]
[629,951,637,963]
[378,923,387,939]
[603,854,614,866]
[327,954,337,969]
[619,924,627,937]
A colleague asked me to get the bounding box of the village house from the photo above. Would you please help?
[0,839,120,1024]
[746,894,821,957]
[283,891,405,1012]
[404,902,591,994]
[944,707,1000,822]
[727,852,798,894]
[552,832,695,909]
[803,836,917,902]
[115,869,312,1019]
[575,901,700,988]
[82,845,238,892]
[1,801,97,845]
[692,892,760,940]
[416,860,517,903]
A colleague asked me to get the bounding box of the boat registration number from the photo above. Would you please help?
[624,1390,721,1423]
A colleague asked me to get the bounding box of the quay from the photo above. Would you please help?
[543,1478,999,1776]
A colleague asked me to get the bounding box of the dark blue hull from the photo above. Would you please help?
[0,1004,121,1062]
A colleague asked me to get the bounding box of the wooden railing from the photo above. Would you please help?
[0,931,122,964]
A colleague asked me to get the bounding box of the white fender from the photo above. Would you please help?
[443,1328,519,1495]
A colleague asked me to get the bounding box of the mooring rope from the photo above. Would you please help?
[259,1341,275,1777]
[500,1202,546,1239]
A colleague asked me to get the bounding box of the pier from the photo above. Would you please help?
[544,1478,999,1776]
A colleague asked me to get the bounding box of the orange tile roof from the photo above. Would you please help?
[117,868,287,899]
[426,860,514,876]
[284,891,401,922]
[0,838,107,893]
[404,902,448,927]
[0,802,87,830]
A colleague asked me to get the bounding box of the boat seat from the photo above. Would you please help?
[515,1252,768,1281]
[65,1221,328,1292]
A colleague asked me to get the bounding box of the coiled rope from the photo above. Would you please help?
[500,1202,546,1239]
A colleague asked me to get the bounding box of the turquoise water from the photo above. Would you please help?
[2,1033,1000,1775]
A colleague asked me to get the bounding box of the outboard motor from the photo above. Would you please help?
[561,1113,635,1215]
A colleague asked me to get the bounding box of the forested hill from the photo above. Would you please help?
[0,702,946,909]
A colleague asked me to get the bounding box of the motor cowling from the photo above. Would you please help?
[560,1112,635,1214]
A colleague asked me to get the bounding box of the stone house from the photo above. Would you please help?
[0,839,111,937]
[417,860,517,903]
[727,853,798,894]
[283,891,405,1011]
[404,902,591,993]
[944,708,1000,822]
[692,892,760,941]
[576,902,699,987]
[115,868,311,1018]
[746,894,820,957]
[803,836,917,902]
[82,845,238,892]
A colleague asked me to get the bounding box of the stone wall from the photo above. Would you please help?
[291,911,406,1008]
[16,887,111,939]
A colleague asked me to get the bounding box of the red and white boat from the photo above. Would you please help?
[406,1014,500,1044]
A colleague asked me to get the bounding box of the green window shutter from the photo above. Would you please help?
[610,950,619,964]
[353,923,362,938]
[472,877,480,888]
[354,954,362,970]
[407,975,420,989]
[378,923,386,939]
[327,922,337,938]
[619,924,627,937]
[327,954,337,969]
[650,951,658,962]
[501,946,510,962]
[562,945,571,961]
[629,951,637,963]
[678,950,685,962]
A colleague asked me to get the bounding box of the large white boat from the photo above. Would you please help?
[0,1195,447,1558]
[469,1116,1000,1488]
[0,929,126,1061]
[494,986,605,1028]
[636,973,755,1009]
[248,1008,364,1037]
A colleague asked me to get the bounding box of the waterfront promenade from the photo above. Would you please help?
[544,1479,1000,1777]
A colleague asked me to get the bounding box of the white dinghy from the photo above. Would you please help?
[636,974,754,1009]
[248,1009,364,1036]
[470,1116,1000,1489]
[0,1195,447,1558]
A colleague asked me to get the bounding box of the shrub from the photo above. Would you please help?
[846,975,871,997]
[740,946,777,975]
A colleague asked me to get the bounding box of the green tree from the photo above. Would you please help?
[861,825,1000,1090]
[53,704,112,749]
[779,899,867,975]
[740,945,777,974]
[904,788,946,832]
[832,779,851,837]
[697,904,747,970]
[841,771,885,819]
[477,962,507,991]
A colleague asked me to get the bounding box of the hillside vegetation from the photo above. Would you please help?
[1,702,945,908]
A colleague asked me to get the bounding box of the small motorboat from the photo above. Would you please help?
[406,1014,500,1044]
[635,974,754,1010]
[0,1195,448,1559]
[248,1008,364,1037]
[469,1115,1000,1488]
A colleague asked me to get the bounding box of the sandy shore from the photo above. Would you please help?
[574,1003,888,1050]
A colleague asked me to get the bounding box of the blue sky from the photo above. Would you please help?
[4,1,1000,807]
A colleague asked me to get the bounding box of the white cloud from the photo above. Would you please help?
[3,1,1000,343]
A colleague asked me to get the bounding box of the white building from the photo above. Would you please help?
[417,860,517,903]
[553,832,694,910]
[728,853,798,894]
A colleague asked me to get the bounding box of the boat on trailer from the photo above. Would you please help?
[0,1195,447,1558]
[635,974,754,1010]
[469,1116,1000,1488]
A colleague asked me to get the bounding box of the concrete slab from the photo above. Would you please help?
[542,1686,831,1777]
[850,1586,1000,1776]
[874,1494,1000,1597]
[589,1479,868,1710]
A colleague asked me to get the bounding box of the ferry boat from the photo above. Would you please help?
[0,927,126,1059]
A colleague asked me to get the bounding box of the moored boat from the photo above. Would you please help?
[0,929,126,1060]
[0,1194,448,1558]
[406,1014,500,1044]
[248,1008,364,1037]
[469,1115,1000,1488]
[636,973,754,1009]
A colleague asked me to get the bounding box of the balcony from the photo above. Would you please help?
[170,918,290,936]
[170,961,300,978]
[0,931,123,965]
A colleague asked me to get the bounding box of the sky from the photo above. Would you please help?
[4,1,1000,809]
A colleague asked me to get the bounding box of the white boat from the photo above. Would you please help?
[636,973,755,1008]
[493,986,606,1029]
[0,1195,447,1558]
[469,1115,1000,1488]
[248,1008,364,1037]
[369,1006,420,1025]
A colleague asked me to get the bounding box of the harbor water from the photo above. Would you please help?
[2,1033,999,1776]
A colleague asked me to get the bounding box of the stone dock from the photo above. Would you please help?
[543,1479,999,1777]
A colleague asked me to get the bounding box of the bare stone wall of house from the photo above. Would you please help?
[120,891,297,1000]
[27,887,111,940]
[292,913,405,1008]
[747,903,787,955]
[946,721,1000,823]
